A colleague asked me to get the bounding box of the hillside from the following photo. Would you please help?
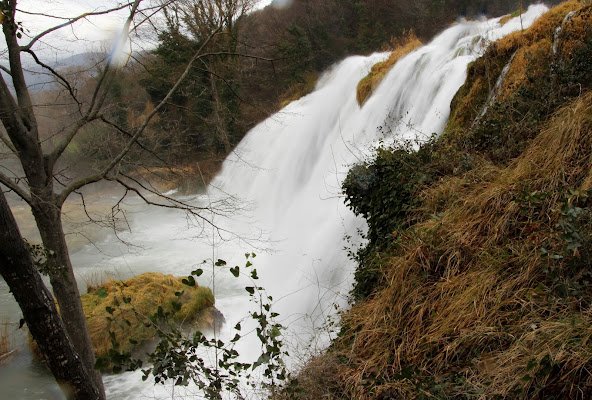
[289,1,592,399]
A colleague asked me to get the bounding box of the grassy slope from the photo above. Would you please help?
[291,1,592,399]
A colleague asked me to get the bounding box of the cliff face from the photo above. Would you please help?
[292,2,592,399]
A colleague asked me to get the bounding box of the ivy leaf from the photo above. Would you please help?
[192,269,203,277]
[245,286,255,295]
[230,266,240,277]
[230,334,241,343]
[215,259,227,267]
[182,276,196,287]
[97,287,108,298]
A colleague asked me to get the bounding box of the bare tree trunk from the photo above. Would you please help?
[0,191,101,399]
[29,192,106,399]
[209,71,231,153]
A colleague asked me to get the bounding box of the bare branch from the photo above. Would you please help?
[0,129,17,154]
[0,171,31,204]
[99,116,170,165]
[58,26,222,204]
[21,49,82,111]
[108,175,230,236]
[2,2,37,137]
[49,0,143,166]
[19,2,136,51]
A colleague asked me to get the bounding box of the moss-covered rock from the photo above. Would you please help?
[83,272,220,358]
[30,272,222,366]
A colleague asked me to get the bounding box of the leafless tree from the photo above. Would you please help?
[0,0,262,398]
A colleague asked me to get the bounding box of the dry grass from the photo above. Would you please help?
[82,272,216,358]
[320,92,592,399]
[0,320,16,366]
[356,32,422,107]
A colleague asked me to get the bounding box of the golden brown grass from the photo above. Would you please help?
[82,272,215,357]
[356,32,422,107]
[0,320,16,366]
[317,92,592,399]
[446,0,589,154]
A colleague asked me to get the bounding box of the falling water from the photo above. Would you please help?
[0,5,548,399]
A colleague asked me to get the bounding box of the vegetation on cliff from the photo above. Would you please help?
[292,1,592,398]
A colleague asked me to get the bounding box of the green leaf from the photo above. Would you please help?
[192,269,203,277]
[270,326,281,338]
[105,306,115,315]
[230,266,240,277]
[182,276,196,287]
[97,287,108,298]
[215,259,227,267]
[245,286,255,295]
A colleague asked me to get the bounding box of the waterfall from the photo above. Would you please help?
[203,0,548,359]
[0,5,549,399]
[95,5,552,399]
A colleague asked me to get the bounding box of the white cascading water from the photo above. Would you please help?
[0,5,548,399]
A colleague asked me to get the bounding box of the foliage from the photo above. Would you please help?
[445,0,592,166]
[277,24,313,85]
[342,132,448,299]
[95,255,296,399]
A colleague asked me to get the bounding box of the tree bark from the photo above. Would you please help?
[0,191,101,399]
[29,192,106,399]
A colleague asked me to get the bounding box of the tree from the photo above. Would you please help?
[0,0,260,397]
[0,188,101,398]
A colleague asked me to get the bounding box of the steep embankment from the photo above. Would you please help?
[293,1,592,399]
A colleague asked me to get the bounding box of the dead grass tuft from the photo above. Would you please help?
[356,31,422,106]
[82,272,216,358]
[0,320,16,365]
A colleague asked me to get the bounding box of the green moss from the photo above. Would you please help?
[82,273,216,358]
